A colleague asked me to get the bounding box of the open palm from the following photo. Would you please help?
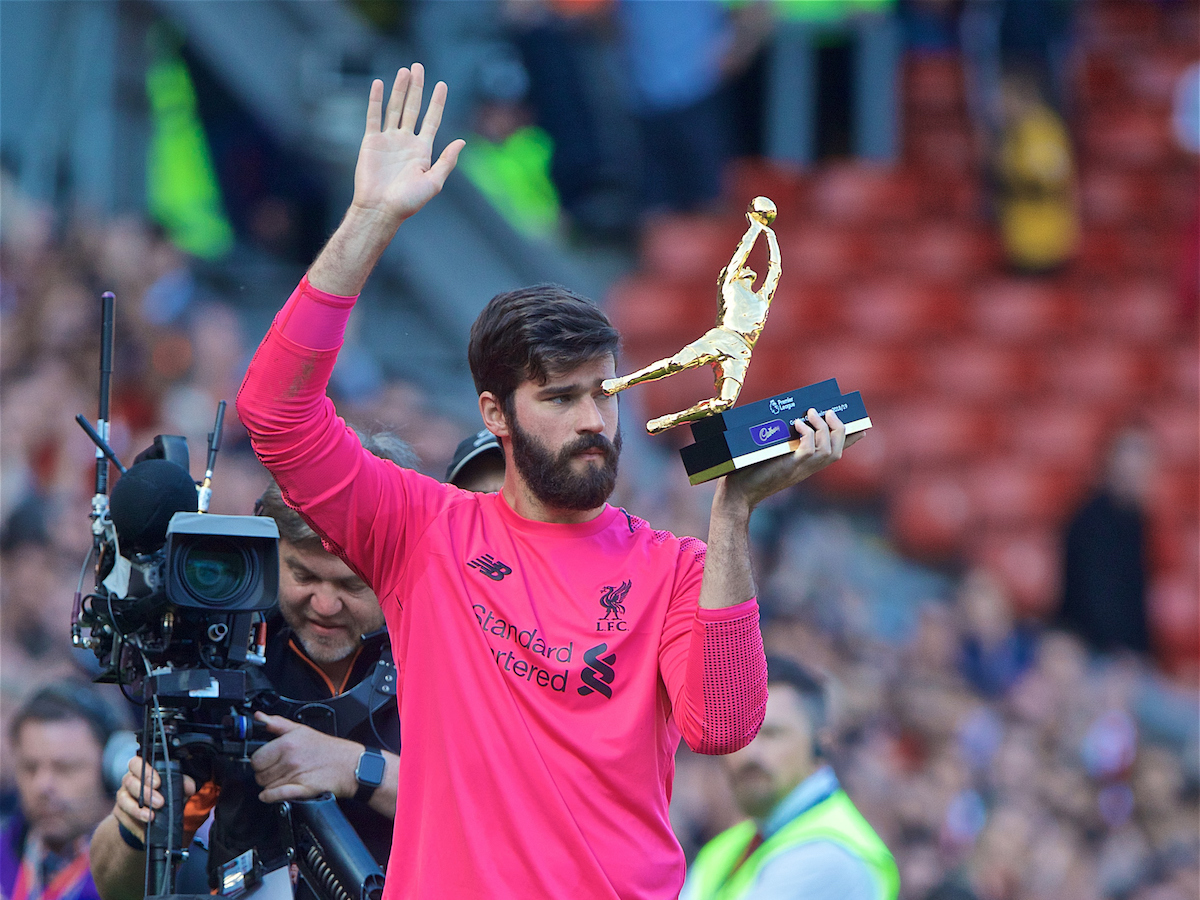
[351,64,465,224]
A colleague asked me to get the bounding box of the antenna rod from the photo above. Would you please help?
[197,400,226,513]
[96,291,116,495]
[76,415,128,475]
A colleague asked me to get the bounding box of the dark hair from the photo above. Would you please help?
[765,655,828,735]
[257,428,419,550]
[10,681,120,749]
[468,284,620,417]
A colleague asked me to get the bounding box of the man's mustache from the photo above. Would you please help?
[561,433,618,461]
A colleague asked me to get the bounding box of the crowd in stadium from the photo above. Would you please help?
[1,1,1197,899]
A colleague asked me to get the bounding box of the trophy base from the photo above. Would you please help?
[679,379,871,485]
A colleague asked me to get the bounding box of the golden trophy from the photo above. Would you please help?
[602,196,781,435]
[602,197,871,484]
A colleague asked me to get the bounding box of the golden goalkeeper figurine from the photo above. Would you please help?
[602,196,781,435]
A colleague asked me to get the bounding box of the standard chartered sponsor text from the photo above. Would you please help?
[473,602,572,692]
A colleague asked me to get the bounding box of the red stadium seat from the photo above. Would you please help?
[1145,404,1200,467]
[1147,572,1200,676]
[905,124,978,175]
[638,214,743,284]
[961,460,1082,529]
[1037,342,1157,403]
[921,342,1040,402]
[809,164,921,227]
[1079,168,1159,224]
[1079,277,1177,342]
[888,472,973,560]
[606,276,710,342]
[1160,343,1199,398]
[968,279,1079,343]
[871,400,996,468]
[990,400,1112,476]
[875,224,995,282]
[1080,109,1176,170]
[780,227,873,285]
[840,279,964,341]
[787,341,919,403]
[903,54,965,115]
[967,528,1062,619]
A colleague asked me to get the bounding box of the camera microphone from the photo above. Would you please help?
[109,459,199,555]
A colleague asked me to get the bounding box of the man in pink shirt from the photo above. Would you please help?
[237,64,862,900]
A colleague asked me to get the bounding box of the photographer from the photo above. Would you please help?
[89,434,413,900]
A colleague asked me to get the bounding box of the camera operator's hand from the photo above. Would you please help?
[251,713,397,819]
[113,753,198,842]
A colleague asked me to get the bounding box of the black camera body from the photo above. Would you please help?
[86,482,280,683]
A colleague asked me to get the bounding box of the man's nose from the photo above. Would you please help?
[31,764,58,797]
[576,396,606,434]
[308,585,344,617]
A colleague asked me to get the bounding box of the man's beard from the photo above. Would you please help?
[295,629,357,664]
[509,414,622,511]
[280,604,364,664]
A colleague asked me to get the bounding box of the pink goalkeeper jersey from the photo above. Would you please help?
[237,280,767,899]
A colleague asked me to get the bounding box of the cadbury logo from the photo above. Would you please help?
[751,419,789,446]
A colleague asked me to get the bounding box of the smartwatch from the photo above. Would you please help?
[354,747,386,804]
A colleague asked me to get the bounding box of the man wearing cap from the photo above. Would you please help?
[446,429,505,493]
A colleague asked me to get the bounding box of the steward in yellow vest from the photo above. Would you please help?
[681,657,899,900]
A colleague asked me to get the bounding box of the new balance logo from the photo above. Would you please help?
[468,554,513,581]
[577,643,617,699]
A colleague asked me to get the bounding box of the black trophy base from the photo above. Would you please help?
[679,379,871,485]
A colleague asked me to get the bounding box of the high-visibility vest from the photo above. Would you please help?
[683,789,900,900]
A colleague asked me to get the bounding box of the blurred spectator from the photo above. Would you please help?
[761,0,902,167]
[617,0,748,215]
[503,0,634,240]
[458,54,562,240]
[446,428,505,493]
[991,67,1079,273]
[0,683,118,900]
[682,656,899,899]
[954,567,1036,698]
[959,0,1076,145]
[1059,426,1155,657]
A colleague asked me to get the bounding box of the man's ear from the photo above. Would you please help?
[479,392,510,438]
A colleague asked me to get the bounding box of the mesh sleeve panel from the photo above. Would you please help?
[682,606,767,755]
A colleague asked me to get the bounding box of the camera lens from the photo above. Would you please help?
[181,538,251,605]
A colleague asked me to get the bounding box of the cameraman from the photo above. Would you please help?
[90,433,413,900]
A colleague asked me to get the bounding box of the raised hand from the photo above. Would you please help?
[351,63,465,225]
[308,63,465,295]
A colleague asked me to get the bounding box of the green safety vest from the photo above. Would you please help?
[684,790,900,900]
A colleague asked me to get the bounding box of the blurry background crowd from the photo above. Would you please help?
[0,1,1197,899]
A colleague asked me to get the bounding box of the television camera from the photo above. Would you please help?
[73,292,384,900]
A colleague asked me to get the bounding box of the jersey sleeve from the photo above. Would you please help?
[236,276,449,594]
[658,537,767,755]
